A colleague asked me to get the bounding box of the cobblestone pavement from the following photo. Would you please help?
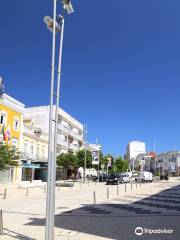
[0,178,180,240]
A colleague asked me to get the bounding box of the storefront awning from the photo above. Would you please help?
[22,164,40,169]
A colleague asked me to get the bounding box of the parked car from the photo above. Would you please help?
[135,171,153,183]
[125,171,139,181]
[118,173,130,183]
[87,175,98,181]
[106,174,120,185]
[99,174,109,182]
[160,174,169,181]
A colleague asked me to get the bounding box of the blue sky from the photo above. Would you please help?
[0,0,180,155]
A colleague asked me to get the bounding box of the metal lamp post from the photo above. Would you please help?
[44,1,74,240]
[83,124,87,182]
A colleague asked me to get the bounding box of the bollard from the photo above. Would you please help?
[131,181,132,190]
[117,185,119,195]
[3,188,7,199]
[0,210,3,235]
[25,188,29,197]
[93,191,96,204]
[107,188,109,199]
[125,183,127,192]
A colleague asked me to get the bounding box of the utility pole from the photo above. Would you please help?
[96,139,100,182]
[83,123,87,182]
[153,142,156,173]
[107,157,109,175]
[113,155,116,172]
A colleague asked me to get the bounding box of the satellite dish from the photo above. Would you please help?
[43,16,60,33]
[0,76,4,95]
[34,128,42,137]
[0,76,3,86]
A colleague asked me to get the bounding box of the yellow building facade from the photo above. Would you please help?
[0,93,25,183]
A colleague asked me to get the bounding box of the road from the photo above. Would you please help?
[56,182,180,240]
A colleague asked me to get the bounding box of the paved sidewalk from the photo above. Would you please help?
[0,178,179,240]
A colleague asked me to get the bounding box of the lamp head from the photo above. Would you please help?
[62,0,74,14]
[44,16,61,33]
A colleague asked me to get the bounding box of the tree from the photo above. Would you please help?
[0,143,20,171]
[99,153,110,171]
[101,154,114,173]
[57,152,77,169]
[114,157,129,173]
[76,149,93,168]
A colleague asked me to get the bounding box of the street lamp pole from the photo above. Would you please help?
[45,1,74,239]
[54,14,65,159]
[45,0,57,239]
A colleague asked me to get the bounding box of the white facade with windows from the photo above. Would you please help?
[157,151,180,174]
[22,116,48,162]
[88,143,102,152]
[25,106,84,154]
[126,141,146,169]
[21,114,49,181]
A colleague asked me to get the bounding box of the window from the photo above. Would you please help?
[30,145,34,155]
[12,138,18,149]
[42,148,45,158]
[0,111,7,126]
[36,146,40,156]
[13,117,20,131]
[24,142,28,153]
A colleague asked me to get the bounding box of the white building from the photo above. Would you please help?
[88,143,102,152]
[21,113,49,181]
[25,106,84,155]
[126,141,146,170]
[157,151,180,175]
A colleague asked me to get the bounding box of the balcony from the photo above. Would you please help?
[21,153,47,162]
[68,143,79,152]
[57,136,68,148]
[58,123,83,142]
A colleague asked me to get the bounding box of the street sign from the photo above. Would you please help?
[107,157,111,167]
[92,151,99,165]
[101,164,104,169]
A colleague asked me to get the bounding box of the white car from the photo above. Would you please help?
[119,173,130,183]
[136,171,153,183]
[125,171,139,181]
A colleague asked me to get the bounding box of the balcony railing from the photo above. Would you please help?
[21,153,48,162]
[68,143,79,151]
[58,124,83,141]
[57,136,68,148]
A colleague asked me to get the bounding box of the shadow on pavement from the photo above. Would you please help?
[25,185,180,240]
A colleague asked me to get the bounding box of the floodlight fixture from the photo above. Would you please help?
[62,0,74,14]
[44,16,61,33]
